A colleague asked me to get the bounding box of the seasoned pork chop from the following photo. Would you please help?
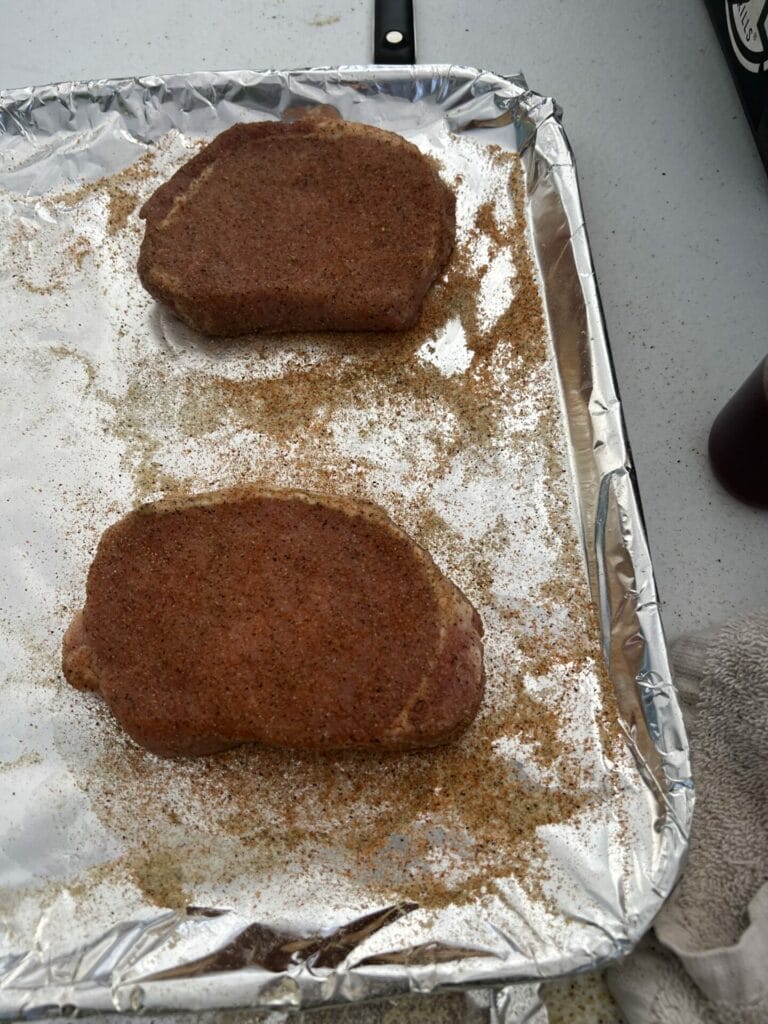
[62,488,484,757]
[137,116,455,337]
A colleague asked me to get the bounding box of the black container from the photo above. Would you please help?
[704,0,768,173]
[708,355,768,507]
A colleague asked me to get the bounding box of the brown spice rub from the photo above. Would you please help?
[137,117,456,336]
[62,487,485,757]
[43,143,625,912]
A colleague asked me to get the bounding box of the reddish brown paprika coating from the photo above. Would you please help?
[62,488,484,757]
[137,117,456,337]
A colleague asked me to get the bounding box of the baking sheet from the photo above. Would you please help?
[0,66,693,1017]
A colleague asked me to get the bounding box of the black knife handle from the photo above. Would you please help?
[374,0,415,63]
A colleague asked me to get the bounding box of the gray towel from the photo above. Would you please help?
[608,612,768,1024]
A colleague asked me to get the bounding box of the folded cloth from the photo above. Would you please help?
[608,612,768,1024]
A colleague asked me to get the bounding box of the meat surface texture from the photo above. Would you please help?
[62,488,485,757]
[137,116,456,337]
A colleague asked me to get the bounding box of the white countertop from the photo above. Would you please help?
[2,0,766,640]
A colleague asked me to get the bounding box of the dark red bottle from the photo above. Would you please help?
[708,355,768,508]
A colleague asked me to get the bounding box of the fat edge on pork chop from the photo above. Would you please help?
[62,488,485,757]
[137,116,456,337]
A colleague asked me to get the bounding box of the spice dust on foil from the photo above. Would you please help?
[0,125,631,936]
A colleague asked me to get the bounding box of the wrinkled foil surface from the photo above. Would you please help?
[0,66,693,1019]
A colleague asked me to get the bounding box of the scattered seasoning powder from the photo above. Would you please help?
[2,129,629,924]
[8,222,84,295]
[54,151,156,217]
[36,141,628,915]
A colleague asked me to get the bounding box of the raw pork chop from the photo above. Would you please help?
[137,116,455,336]
[62,487,484,757]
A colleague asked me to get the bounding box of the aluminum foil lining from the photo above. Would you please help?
[0,66,694,1019]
